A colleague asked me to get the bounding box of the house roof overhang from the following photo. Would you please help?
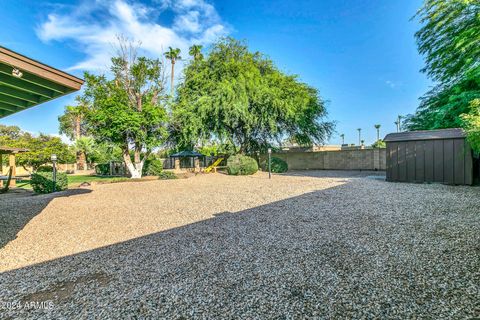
[0,46,84,118]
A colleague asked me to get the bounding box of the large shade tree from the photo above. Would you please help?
[82,41,169,178]
[172,38,334,154]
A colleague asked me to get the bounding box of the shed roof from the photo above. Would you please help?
[170,150,205,157]
[384,128,466,142]
[0,46,84,118]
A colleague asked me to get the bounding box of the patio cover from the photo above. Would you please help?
[0,46,84,118]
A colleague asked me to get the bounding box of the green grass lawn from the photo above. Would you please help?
[16,175,128,190]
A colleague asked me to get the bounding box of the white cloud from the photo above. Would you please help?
[36,0,229,72]
[385,80,403,89]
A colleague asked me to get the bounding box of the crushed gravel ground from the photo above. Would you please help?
[0,171,479,319]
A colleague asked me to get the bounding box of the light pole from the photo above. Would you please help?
[267,148,272,179]
[51,154,57,192]
[357,128,362,146]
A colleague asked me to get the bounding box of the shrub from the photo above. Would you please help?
[372,139,386,148]
[262,157,288,173]
[143,159,164,176]
[159,171,177,180]
[227,155,258,175]
[36,166,53,172]
[95,163,110,175]
[31,171,68,194]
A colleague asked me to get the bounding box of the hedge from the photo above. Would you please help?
[143,159,164,176]
[262,157,288,173]
[31,171,68,194]
[227,155,258,175]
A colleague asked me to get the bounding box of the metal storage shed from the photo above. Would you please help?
[384,128,474,185]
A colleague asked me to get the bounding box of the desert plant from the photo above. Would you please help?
[31,171,68,194]
[262,157,288,173]
[227,155,258,175]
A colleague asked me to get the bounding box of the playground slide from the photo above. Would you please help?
[204,158,224,173]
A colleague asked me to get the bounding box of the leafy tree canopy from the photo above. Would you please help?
[172,37,334,154]
[81,41,169,178]
[0,124,74,170]
[407,0,480,150]
[404,67,480,130]
[416,0,480,84]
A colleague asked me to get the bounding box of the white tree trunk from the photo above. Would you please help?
[123,149,144,179]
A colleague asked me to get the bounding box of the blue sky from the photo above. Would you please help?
[0,0,430,145]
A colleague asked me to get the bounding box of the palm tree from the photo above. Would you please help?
[357,128,362,146]
[396,115,403,132]
[74,137,95,166]
[374,124,381,141]
[340,133,345,145]
[164,47,182,96]
[189,45,203,61]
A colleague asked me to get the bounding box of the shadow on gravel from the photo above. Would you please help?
[0,188,92,249]
[0,177,479,319]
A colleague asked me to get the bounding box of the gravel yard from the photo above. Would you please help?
[0,171,479,319]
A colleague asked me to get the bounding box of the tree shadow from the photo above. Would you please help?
[0,178,478,319]
[0,188,92,249]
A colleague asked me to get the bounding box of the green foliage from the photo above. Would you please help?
[31,171,68,194]
[164,47,182,62]
[95,164,110,176]
[81,40,169,178]
[262,157,288,173]
[36,166,54,172]
[58,96,89,140]
[172,37,333,154]
[372,139,386,148]
[404,67,480,130]
[189,45,203,61]
[227,154,258,175]
[0,125,75,170]
[158,171,177,180]
[407,1,480,136]
[461,99,480,152]
[415,0,480,84]
[89,143,123,164]
[143,159,164,176]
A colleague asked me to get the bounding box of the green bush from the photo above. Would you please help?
[262,157,288,173]
[36,166,53,172]
[143,159,164,176]
[95,163,110,175]
[227,155,258,175]
[31,171,68,194]
[158,171,177,180]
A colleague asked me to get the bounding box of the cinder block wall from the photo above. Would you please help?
[263,149,386,171]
